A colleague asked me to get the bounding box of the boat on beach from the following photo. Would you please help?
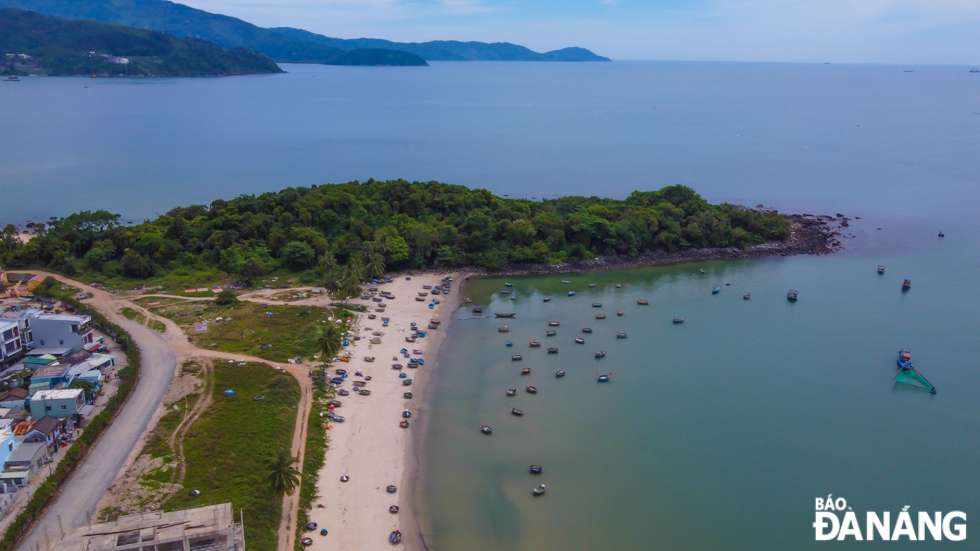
[473,305,483,313]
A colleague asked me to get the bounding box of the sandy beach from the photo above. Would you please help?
[308,271,464,550]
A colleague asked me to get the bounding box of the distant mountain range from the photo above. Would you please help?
[0,8,282,76]
[0,0,610,64]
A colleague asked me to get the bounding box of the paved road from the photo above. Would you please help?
[11,277,177,551]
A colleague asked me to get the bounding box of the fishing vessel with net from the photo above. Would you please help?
[896,350,936,394]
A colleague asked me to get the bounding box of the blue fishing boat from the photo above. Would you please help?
[712,286,720,294]
[787,290,798,301]
[506,341,513,347]
[505,282,513,287]
[902,279,911,290]
[568,291,575,296]
[502,290,511,294]
[895,350,936,394]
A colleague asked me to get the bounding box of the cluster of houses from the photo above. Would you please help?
[0,289,119,513]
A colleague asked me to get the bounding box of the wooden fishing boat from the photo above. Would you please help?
[481,425,492,434]
[495,313,516,318]
[548,320,560,326]
[596,314,606,319]
[402,410,412,418]
[902,279,911,290]
[543,296,552,302]
[877,265,885,274]
[673,318,684,324]
[592,302,602,307]
[595,351,606,358]
[526,385,538,394]
[529,341,541,347]
[617,310,624,316]
[743,293,751,300]
[575,337,585,344]
[499,326,510,332]
[589,283,597,288]
[616,332,627,338]
[506,388,517,396]
[597,373,610,382]
[556,370,566,377]
[582,327,593,333]
[512,354,523,361]
[530,465,543,474]
[547,347,559,353]
[637,299,649,305]
[404,392,414,399]
[561,280,570,284]
[787,289,799,301]
[533,485,546,496]
[400,420,409,428]
[568,291,575,296]
[615,284,622,288]
[521,367,531,375]
[546,330,557,336]
[511,408,524,416]
[712,286,720,294]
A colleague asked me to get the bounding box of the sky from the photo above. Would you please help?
[179,0,980,64]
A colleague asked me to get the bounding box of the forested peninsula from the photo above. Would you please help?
[1,181,802,292]
[0,9,282,76]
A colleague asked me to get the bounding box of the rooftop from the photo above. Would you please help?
[7,441,44,461]
[54,504,243,551]
[36,313,90,323]
[31,389,83,401]
[32,363,71,380]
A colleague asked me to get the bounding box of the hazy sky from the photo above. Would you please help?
[180,0,980,64]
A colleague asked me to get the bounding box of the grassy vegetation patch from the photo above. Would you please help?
[158,301,334,362]
[120,307,147,325]
[164,363,299,551]
[147,319,167,333]
[295,385,332,550]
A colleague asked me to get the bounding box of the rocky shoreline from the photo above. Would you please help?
[460,213,843,278]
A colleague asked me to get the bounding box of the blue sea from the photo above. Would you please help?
[2,61,979,549]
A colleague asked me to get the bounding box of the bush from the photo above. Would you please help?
[215,289,238,306]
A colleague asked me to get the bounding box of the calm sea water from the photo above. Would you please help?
[2,61,979,549]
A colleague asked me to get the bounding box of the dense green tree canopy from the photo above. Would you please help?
[1,180,791,281]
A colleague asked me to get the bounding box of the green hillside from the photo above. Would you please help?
[0,8,282,76]
[325,48,427,66]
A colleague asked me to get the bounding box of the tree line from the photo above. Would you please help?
[1,180,791,285]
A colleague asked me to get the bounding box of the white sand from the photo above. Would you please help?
[308,271,462,550]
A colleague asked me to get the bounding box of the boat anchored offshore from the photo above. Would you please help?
[712,286,720,294]
[616,332,627,338]
[597,373,610,382]
[877,265,885,274]
[511,407,524,416]
[895,350,936,394]
[547,347,559,353]
[543,296,552,302]
[637,299,648,305]
[595,351,606,358]
[529,341,541,347]
[556,370,566,377]
[902,279,911,290]
[522,367,531,375]
[575,337,585,344]
[533,485,546,496]
[526,385,538,394]
[481,425,493,434]
[787,290,799,301]
[617,310,624,316]
[530,465,543,474]
[507,388,517,396]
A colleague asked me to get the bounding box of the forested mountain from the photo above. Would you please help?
[1,181,790,287]
[0,0,609,62]
[0,9,282,76]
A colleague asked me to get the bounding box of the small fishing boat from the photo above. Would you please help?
[597,374,610,382]
[387,485,398,493]
[787,290,799,301]
[546,330,557,336]
[592,302,602,307]
[390,530,402,544]
[543,296,552,302]
[596,314,606,319]
[510,296,517,301]
[390,364,403,370]
[501,290,511,295]
[895,350,936,393]
[902,279,911,290]
[532,485,546,496]
[530,465,543,474]
[549,321,560,326]
[320,528,328,536]
[743,293,751,300]
[589,283,597,288]
[616,332,627,338]
[511,408,524,416]
[364,356,375,362]
[400,420,409,428]
[402,411,412,418]
[473,306,483,314]
[595,351,606,358]
[526,386,538,394]
[512,354,523,361]
[402,379,413,386]
[390,506,400,514]
[561,280,570,284]
[301,538,313,546]
[673,318,684,324]
[582,327,593,333]
[877,265,885,274]
[506,388,517,396]
[505,282,514,287]
[938,231,944,237]
[481,425,492,434]
[617,310,624,316]
[547,347,558,353]
[338,389,350,396]
[506,341,513,347]
[422,285,432,289]
[556,370,566,377]
[616,284,622,288]
[499,326,510,332]
[529,341,541,347]
[712,286,720,294]
[575,337,585,344]
[522,367,531,375]
[465,297,472,303]
[341,475,350,482]
[637,299,649,305]
[496,313,516,318]
[568,291,575,296]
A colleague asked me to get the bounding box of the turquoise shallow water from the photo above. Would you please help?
[420,238,980,550]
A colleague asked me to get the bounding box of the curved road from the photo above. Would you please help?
[10,275,178,551]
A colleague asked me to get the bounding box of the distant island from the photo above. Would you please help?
[326,49,427,67]
[0,9,282,76]
[0,0,610,64]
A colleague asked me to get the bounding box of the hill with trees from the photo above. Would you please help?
[1,181,791,295]
[0,8,282,76]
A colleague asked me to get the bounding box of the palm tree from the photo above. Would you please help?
[316,322,343,363]
[375,231,395,256]
[365,250,386,281]
[319,251,338,279]
[267,450,301,498]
